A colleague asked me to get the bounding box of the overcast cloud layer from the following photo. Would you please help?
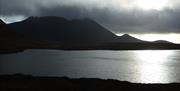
[0,0,179,33]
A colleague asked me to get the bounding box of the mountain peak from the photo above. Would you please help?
[120,34,136,39]
[24,16,68,23]
[9,16,116,43]
[117,34,144,43]
[121,34,131,37]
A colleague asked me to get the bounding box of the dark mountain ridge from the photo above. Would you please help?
[0,16,179,52]
[9,16,117,43]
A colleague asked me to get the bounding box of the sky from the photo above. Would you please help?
[0,0,180,34]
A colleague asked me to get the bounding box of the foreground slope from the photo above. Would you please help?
[0,74,180,91]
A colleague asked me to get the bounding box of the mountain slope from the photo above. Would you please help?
[0,19,6,29]
[0,19,13,37]
[0,16,179,51]
[0,19,22,39]
[9,16,117,43]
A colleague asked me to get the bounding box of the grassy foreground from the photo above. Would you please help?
[0,74,180,91]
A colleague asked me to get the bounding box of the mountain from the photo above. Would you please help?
[116,34,145,43]
[9,16,117,44]
[0,16,179,52]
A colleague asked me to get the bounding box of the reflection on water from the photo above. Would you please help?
[137,63,168,83]
[0,50,180,83]
[136,50,173,63]
[134,50,175,83]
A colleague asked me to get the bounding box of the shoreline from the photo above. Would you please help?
[0,48,180,55]
[0,74,180,91]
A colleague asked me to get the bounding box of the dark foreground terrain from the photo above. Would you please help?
[0,74,180,91]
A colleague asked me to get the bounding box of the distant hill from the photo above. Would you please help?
[153,40,173,44]
[116,34,145,43]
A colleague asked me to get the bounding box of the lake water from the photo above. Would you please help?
[0,50,180,83]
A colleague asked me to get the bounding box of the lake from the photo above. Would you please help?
[0,50,180,83]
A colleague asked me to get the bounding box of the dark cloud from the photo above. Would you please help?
[0,0,179,33]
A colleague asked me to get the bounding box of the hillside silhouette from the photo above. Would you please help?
[9,16,117,43]
[0,16,180,53]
